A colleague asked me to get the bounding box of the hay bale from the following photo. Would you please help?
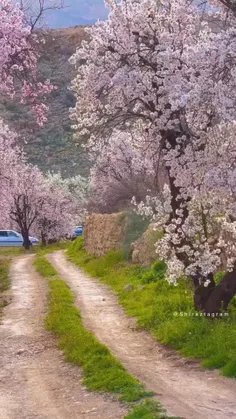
[84,212,128,256]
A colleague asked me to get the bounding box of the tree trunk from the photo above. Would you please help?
[193,273,216,311]
[219,0,236,15]
[22,230,31,250]
[41,233,47,247]
[194,268,236,314]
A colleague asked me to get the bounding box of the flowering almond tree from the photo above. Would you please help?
[46,172,88,212]
[0,161,78,249]
[0,122,78,249]
[71,0,236,313]
[0,121,43,247]
[3,163,46,249]
[34,192,74,246]
[0,119,24,174]
[0,119,25,228]
[89,129,165,213]
[34,173,80,245]
[0,0,54,125]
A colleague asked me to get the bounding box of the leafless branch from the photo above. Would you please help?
[20,0,66,31]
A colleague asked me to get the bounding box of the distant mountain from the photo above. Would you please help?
[0,26,91,178]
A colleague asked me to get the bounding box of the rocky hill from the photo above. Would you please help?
[0,26,90,178]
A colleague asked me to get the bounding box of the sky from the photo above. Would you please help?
[46,0,108,28]
[29,0,216,29]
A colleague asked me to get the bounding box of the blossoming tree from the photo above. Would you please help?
[6,163,47,249]
[0,119,25,229]
[0,0,55,125]
[34,172,86,245]
[88,129,166,213]
[0,121,78,249]
[0,160,79,249]
[71,0,236,313]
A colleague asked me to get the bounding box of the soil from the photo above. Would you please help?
[0,255,128,419]
[48,251,236,419]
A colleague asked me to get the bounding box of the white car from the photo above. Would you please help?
[0,230,39,246]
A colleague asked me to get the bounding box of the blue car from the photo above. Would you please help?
[74,226,83,237]
[0,230,39,246]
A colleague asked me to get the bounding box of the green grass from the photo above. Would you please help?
[124,400,176,419]
[67,238,236,379]
[34,257,58,277]
[0,247,26,256]
[0,240,70,258]
[35,241,70,256]
[0,258,11,315]
[34,255,177,418]
[0,259,10,293]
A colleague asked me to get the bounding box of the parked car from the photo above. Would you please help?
[74,226,83,237]
[0,230,39,247]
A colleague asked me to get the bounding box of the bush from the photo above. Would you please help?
[142,261,167,284]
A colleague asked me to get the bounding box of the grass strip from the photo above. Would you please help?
[67,238,236,379]
[0,258,11,315]
[124,400,174,419]
[0,258,10,293]
[34,255,178,418]
[35,241,70,256]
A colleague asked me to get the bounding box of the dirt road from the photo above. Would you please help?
[0,256,127,419]
[48,251,236,419]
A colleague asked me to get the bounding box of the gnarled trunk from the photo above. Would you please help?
[194,269,236,314]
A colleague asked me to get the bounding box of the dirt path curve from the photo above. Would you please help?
[48,251,236,419]
[0,255,127,419]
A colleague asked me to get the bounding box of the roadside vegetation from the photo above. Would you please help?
[0,259,10,294]
[0,258,11,316]
[67,238,236,378]
[0,247,25,257]
[125,400,172,419]
[0,241,69,258]
[34,255,178,419]
[35,241,70,256]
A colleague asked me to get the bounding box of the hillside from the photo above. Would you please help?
[0,26,90,178]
